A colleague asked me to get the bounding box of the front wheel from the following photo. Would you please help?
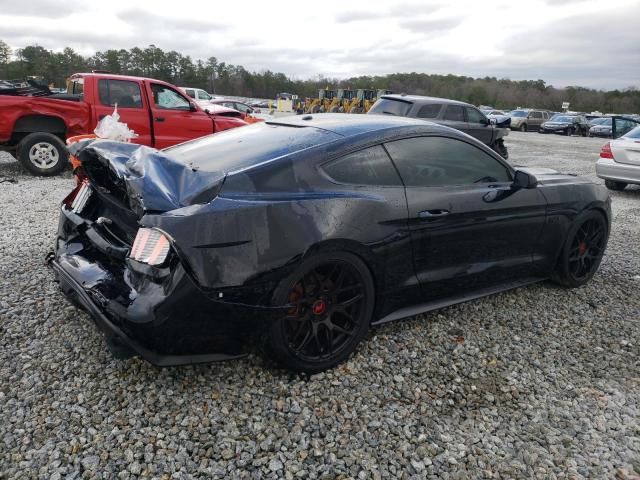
[604,179,627,191]
[17,132,68,176]
[552,210,608,288]
[268,251,375,373]
[520,124,527,132]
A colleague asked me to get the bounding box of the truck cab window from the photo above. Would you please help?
[98,79,142,108]
[151,84,191,110]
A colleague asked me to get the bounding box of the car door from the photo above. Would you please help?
[93,78,152,146]
[612,117,640,139]
[529,111,543,130]
[464,106,493,144]
[384,135,548,301]
[145,82,214,149]
[440,105,468,135]
[320,145,421,316]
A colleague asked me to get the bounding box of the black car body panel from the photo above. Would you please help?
[49,114,611,366]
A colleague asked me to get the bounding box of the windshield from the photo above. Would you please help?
[510,110,527,117]
[369,98,412,117]
[550,115,573,122]
[164,122,341,173]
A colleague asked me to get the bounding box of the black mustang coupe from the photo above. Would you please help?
[49,114,611,373]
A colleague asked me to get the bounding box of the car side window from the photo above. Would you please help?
[532,111,543,119]
[151,84,191,110]
[384,136,512,187]
[197,90,211,100]
[417,104,442,119]
[465,107,486,124]
[98,79,142,108]
[184,89,196,98]
[322,145,402,186]
[443,105,465,122]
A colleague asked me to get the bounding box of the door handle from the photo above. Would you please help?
[154,117,165,122]
[418,209,449,218]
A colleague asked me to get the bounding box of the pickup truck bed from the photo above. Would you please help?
[0,73,247,176]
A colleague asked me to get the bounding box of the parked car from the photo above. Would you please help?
[485,110,511,128]
[210,99,262,118]
[368,94,510,158]
[508,109,550,132]
[589,117,613,138]
[539,114,589,136]
[48,114,610,373]
[0,73,247,176]
[596,123,640,191]
[178,87,219,108]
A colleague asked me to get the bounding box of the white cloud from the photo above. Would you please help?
[0,0,638,89]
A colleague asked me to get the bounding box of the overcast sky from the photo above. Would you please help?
[1,0,638,89]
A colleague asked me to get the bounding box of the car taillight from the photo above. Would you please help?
[62,180,91,212]
[129,228,171,266]
[600,142,614,159]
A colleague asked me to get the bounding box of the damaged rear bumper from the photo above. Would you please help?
[48,256,248,366]
[47,206,282,367]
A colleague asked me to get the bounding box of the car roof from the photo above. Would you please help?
[380,94,471,107]
[266,113,449,137]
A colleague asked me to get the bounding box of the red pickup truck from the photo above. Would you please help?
[0,73,248,176]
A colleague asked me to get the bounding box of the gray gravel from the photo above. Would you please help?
[1,133,639,479]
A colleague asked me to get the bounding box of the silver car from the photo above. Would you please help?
[596,124,640,190]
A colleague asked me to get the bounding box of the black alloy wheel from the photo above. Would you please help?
[553,210,608,287]
[268,252,374,373]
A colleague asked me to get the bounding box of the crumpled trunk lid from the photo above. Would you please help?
[71,140,226,217]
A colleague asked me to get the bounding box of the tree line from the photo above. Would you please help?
[1,40,638,113]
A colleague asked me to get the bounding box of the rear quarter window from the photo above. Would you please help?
[417,104,442,119]
[322,146,402,186]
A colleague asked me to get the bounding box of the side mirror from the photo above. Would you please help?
[489,118,497,126]
[189,102,198,112]
[513,169,537,189]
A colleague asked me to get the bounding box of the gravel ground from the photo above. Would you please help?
[1,132,639,479]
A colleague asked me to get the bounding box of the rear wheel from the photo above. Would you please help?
[552,210,608,288]
[604,179,627,191]
[17,132,68,176]
[268,252,374,373]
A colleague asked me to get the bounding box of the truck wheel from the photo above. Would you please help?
[492,139,509,159]
[17,133,68,176]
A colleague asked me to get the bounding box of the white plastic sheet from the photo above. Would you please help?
[93,105,138,142]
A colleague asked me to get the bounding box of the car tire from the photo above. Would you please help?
[581,127,588,137]
[552,210,608,288]
[17,132,68,176]
[520,124,527,132]
[267,251,375,373]
[565,128,573,136]
[604,179,627,191]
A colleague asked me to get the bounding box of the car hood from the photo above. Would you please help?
[70,140,226,217]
